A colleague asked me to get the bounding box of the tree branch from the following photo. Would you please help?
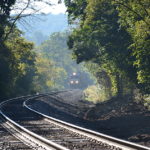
[114,1,150,27]
[136,0,150,17]
[3,0,31,41]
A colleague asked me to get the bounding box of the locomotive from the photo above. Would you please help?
[68,71,93,89]
[69,72,80,89]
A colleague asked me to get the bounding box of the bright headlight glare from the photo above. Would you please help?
[75,80,79,84]
[70,81,74,84]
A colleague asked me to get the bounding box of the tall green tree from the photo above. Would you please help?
[0,0,53,98]
[6,28,36,95]
[65,0,150,96]
[113,0,150,93]
[0,27,36,98]
[65,0,136,96]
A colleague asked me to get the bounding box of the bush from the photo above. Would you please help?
[84,85,111,103]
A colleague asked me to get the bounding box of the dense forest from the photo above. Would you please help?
[64,0,150,104]
[0,0,150,107]
[0,0,93,100]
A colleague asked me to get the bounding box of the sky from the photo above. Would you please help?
[11,0,67,15]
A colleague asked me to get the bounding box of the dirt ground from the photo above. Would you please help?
[29,90,150,147]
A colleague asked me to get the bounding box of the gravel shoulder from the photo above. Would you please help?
[28,90,150,147]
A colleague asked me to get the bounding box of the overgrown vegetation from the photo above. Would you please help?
[64,0,150,102]
[0,0,93,99]
[0,0,150,107]
[84,85,110,103]
[0,26,36,98]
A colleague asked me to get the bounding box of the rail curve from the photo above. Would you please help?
[0,92,149,150]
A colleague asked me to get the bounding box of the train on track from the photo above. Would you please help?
[68,72,80,89]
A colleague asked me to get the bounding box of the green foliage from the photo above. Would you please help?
[65,0,150,97]
[113,0,150,93]
[66,0,135,96]
[64,0,87,23]
[143,94,150,110]
[37,32,74,71]
[0,0,94,99]
[0,27,36,98]
[33,54,67,92]
[34,31,94,90]
[36,32,78,81]
[84,85,110,103]
[1,0,73,98]
[0,1,39,99]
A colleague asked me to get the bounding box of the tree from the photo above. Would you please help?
[64,0,87,23]
[65,0,136,96]
[35,31,93,90]
[33,54,67,92]
[0,0,16,34]
[113,0,150,93]
[1,0,56,42]
[6,28,36,95]
[0,0,56,98]
[0,27,36,98]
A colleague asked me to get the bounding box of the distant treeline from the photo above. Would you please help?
[17,13,68,45]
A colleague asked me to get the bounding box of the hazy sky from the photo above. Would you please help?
[11,0,67,15]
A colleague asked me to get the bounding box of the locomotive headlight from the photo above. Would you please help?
[73,72,77,76]
[75,80,79,84]
[70,80,74,84]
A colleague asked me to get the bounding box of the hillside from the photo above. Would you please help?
[17,13,68,44]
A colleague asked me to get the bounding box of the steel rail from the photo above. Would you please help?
[24,94,150,150]
[0,95,69,150]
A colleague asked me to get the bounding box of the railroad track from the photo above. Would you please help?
[0,120,32,150]
[0,92,149,150]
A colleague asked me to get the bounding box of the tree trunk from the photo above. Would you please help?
[116,73,123,97]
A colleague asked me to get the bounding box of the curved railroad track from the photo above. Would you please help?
[0,92,149,150]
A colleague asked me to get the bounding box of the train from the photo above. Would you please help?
[68,71,93,89]
[69,72,80,89]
